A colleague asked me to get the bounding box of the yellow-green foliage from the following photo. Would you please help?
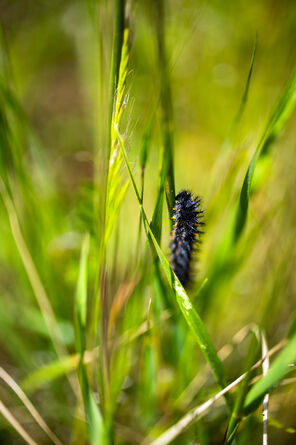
[0,1,296,445]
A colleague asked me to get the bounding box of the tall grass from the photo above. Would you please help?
[0,1,296,445]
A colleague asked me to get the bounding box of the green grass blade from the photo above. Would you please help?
[0,179,69,361]
[107,0,125,160]
[115,124,229,396]
[232,34,257,128]
[75,234,90,353]
[79,365,105,445]
[74,234,105,445]
[234,69,296,240]
[105,29,130,245]
[137,127,151,247]
[22,354,80,393]
[225,331,260,443]
[150,188,164,244]
[154,0,175,215]
[150,112,173,244]
[244,333,296,415]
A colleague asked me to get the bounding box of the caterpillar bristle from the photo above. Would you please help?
[170,190,204,288]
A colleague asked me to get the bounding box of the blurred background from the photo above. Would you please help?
[0,0,296,444]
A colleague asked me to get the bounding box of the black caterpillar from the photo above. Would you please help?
[170,190,203,288]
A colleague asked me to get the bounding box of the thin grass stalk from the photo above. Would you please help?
[232,34,257,130]
[97,19,129,438]
[143,340,286,445]
[175,323,256,410]
[89,0,126,422]
[0,401,39,445]
[0,367,63,445]
[108,0,125,160]
[137,127,150,253]
[90,0,126,343]
[262,333,269,445]
[154,0,175,215]
[225,328,261,443]
[75,234,105,445]
[0,179,77,397]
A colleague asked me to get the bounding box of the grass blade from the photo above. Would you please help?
[244,332,296,415]
[74,234,105,445]
[154,0,175,214]
[143,339,286,445]
[225,329,260,443]
[105,29,130,245]
[0,180,71,367]
[0,401,38,445]
[107,0,125,160]
[232,34,257,128]
[22,354,81,392]
[75,234,90,353]
[234,69,296,240]
[115,124,229,396]
[262,333,270,445]
[0,367,63,445]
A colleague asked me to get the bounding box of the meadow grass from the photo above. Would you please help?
[0,1,296,444]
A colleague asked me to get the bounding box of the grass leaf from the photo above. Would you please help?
[225,330,260,442]
[244,332,296,415]
[74,234,105,444]
[234,69,296,240]
[115,124,229,396]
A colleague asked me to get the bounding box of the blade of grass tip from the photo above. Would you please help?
[22,347,99,393]
[75,234,105,445]
[107,0,125,160]
[97,26,130,433]
[0,401,39,445]
[261,333,269,445]
[259,416,296,435]
[232,34,257,129]
[91,0,126,338]
[244,332,296,415]
[91,18,129,417]
[234,69,296,241]
[104,14,129,250]
[154,0,175,215]
[207,36,257,205]
[225,328,261,443]
[22,354,80,393]
[0,367,63,445]
[114,124,229,402]
[100,26,130,298]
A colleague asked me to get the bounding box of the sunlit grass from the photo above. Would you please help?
[0,1,296,444]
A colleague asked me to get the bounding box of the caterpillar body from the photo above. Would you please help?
[170,190,203,288]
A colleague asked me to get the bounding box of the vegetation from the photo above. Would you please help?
[0,1,296,444]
